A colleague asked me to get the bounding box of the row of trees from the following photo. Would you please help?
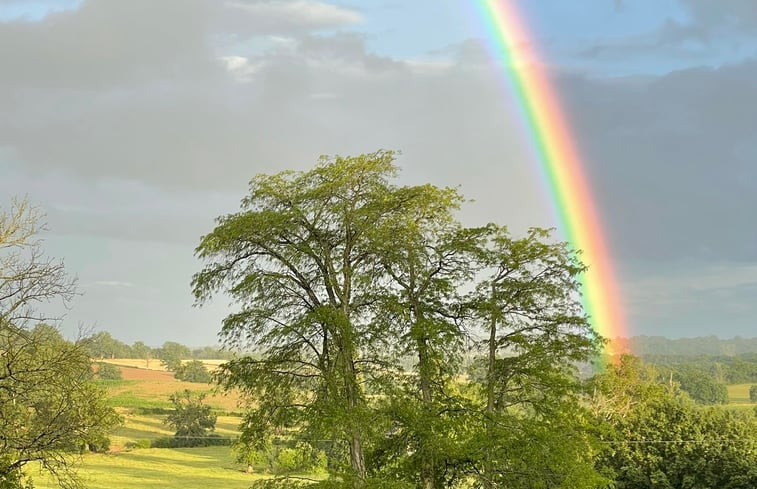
[192,152,604,488]
[85,333,234,364]
[644,353,757,385]
[1,198,119,488]
[627,336,757,356]
[193,152,757,488]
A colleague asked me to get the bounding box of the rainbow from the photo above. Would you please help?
[475,0,627,353]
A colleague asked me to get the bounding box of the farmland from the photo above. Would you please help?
[22,358,757,489]
[29,447,264,489]
[26,362,263,488]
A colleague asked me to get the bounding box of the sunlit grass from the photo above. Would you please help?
[28,447,267,489]
[727,383,755,405]
[109,410,241,450]
[100,365,244,412]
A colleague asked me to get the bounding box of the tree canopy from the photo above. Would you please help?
[0,198,119,489]
[589,355,757,489]
[193,151,602,488]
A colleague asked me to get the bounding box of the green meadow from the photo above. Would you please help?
[25,365,272,488]
[23,363,757,488]
[29,447,266,489]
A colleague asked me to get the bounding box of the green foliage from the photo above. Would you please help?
[163,390,217,446]
[273,442,327,475]
[124,439,151,450]
[667,365,729,404]
[95,362,123,380]
[192,345,235,359]
[0,466,33,489]
[152,434,232,448]
[131,340,155,366]
[174,359,212,383]
[158,341,192,372]
[750,385,757,402]
[84,331,133,359]
[643,353,757,384]
[1,198,120,488]
[193,153,605,488]
[590,355,757,489]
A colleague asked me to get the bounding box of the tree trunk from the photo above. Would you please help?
[350,432,367,486]
[336,312,367,485]
[418,338,435,489]
[414,304,436,489]
[484,286,497,489]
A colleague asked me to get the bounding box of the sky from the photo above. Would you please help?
[1,0,756,346]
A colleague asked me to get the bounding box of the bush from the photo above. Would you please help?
[125,439,151,450]
[750,385,757,403]
[152,434,233,448]
[174,360,212,383]
[85,435,111,453]
[162,390,221,447]
[273,442,327,475]
[96,362,122,380]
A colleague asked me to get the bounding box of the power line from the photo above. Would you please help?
[599,439,755,445]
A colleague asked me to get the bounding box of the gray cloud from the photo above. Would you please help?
[679,0,757,31]
[3,1,756,340]
[560,61,757,265]
[579,0,757,63]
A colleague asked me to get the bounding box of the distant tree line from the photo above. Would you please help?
[625,335,757,356]
[83,331,237,362]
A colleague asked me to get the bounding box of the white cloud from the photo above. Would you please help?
[226,0,362,29]
[220,55,262,82]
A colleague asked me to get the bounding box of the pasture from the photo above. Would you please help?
[25,362,262,488]
[29,447,265,489]
[98,364,243,412]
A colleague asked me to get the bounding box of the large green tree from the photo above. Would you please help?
[158,341,192,372]
[0,198,119,489]
[462,226,604,489]
[164,390,217,441]
[193,151,417,485]
[84,331,132,359]
[193,152,605,488]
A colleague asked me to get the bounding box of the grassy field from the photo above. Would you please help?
[29,447,266,489]
[727,383,754,404]
[727,383,756,414]
[98,365,243,412]
[24,361,263,488]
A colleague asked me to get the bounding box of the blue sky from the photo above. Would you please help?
[1,0,756,345]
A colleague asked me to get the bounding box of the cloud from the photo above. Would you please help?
[92,280,135,288]
[2,0,757,339]
[220,55,262,82]
[678,0,757,32]
[225,1,362,30]
[0,0,215,90]
[559,60,757,264]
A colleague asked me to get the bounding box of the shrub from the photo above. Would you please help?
[85,435,111,453]
[162,390,220,447]
[750,385,757,403]
[125,439,151,450]
[152,434,233,448]
[174,360,212,383]
[273,442,327,475]
[96,362,122,380]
